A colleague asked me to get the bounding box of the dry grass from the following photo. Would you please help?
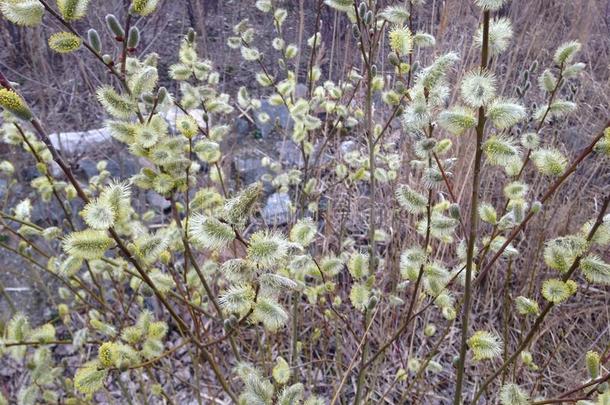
[0,0,609,403]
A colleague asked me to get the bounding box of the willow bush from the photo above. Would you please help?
[0,0,609,404]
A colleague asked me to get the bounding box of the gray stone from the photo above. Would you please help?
[49,127,111,155]
[163,106,206,133]
[48,106,206,156]
[276,139,304,168]
[234,117,251,138]
[109,155,139,178]
[340,140,358,155]
[146,190,171,211]
[20,164,41,181]
[232,149,273,192]
[295,83,308,99]
[76,158,98,179]
[75,157,129,180]
[0,251,55,326]
[255,100,293,138]
[262,192,292,226]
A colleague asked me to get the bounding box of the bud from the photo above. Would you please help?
[151,384,162,396]
[586,351,600,379]
[0,160,15,176]
[395,80,405,93]
[42,391,58,403]
[364,10,373,25]
[143,52,159,66]
[58,0,90,21]
[449,203,461,219]
[74,363,107,395]
[388,52,400,67]
[358,2,367,19]
[512,200,526,223]
[105,14,125,39]
[424,323,437,336]
[531,201,542,214]
[66,185,77,200]
[87,29,102,54]
[140,284,153,297]
[187,28,196,43]
[130,0,160,17]
[223,182,262,225]
[176,114,199,139]
[421,138,436,151]
[367,295,378,310]
[352,24,360,39]
[224,315,237,330]
[98,342,117,368]
[159,251,171,265]
[371,64,377,77]
[141,93,155,104]
[127,26,140,49]
[156,87,168,104]
[516,87,524,98]
[58,303,70,319]
[434,138,453,155]
[102,54,113,65]
[34,163,47,176]
[412,61,420,73]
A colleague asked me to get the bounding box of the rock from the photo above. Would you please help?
[18,162,40,181]
[232,149,273,193]
[48,105,206,156]
[163,106,205,133]
[76,158,99,179]
[0,252,55,326]
[295,83,308,98]
[48,127,111,155]
[255,100,293,138]
[110,154,139,178]
[234,117,251,138]
[70,153,138,181]
[261,192,292,226]
[276,139,304,168]
[340,140,358,155]
[146,190,171,211]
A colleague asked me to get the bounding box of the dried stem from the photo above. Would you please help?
[472,194,610,403]
[453,9,490,405]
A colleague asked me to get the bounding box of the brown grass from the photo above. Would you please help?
[1,0,609,403]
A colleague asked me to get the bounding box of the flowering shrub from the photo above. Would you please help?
[0,0,609,403]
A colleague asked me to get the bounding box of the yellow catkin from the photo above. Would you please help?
[48,32,82,54]
[0,88,32,120]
